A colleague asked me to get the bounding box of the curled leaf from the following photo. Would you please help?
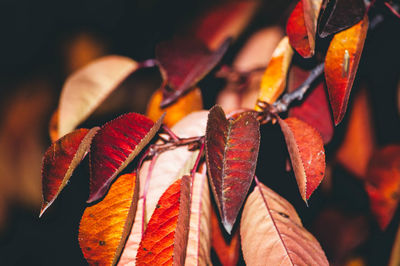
[240,180,329,265]
[206,105,260,233]
[278,117,325,202]
[318,0,366,38]
[287,0,322,58]
[288,65,333,144]
[185,173,212,266]
[365,145,400,230]
[325,15,369,125]
[136,176,191,265]
[194,1,259,50]
[49,109,59,142]
[256,36,294,110]
[79,173,139,266]
[40,127,99,217]
[156,38,230,107]
[146,87,203,127]
[88,113,164,203]
[58,56,139,137]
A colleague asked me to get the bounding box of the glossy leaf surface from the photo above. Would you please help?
[89,113,163,203]
[146,87,203,127]
[79,173,139,266]
[241,180,329,265]
[40,127,98,217]
[365,145,400,230]
[156,38,230,107]
[185,173,212,265]
[206,105,260,233]
[58,56,139,136]
[318,0,365,37]
[325,15,368,125]
[256,36,293,110]
[278,117,325,201]
[136,176,191,265]
[288,65,333,144]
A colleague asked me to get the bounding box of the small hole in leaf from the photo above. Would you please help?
[99,240,106,246]
[278,212,289,218]
[156,204,161,208]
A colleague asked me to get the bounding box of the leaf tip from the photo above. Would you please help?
[222,220,233,235]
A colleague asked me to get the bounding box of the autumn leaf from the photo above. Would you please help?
[278,117,325,202]
[88,113,164,203]
[58,56,139,137]
[287,0,322,58]
[185,173,212,265]
[256,36,293,110]
[325,15,369,125]
[389,220,400,266]
[136,176,191,265]
[40,127,99,217]
[211,207,241,266]
[118,111,208,264]
[156,37,230,107]
[79,173,139,266]
[194,1,259,50]
[240,179,329,265]
[205,105,260,233]
[146,87,203,127]
[49,109,59,142]
[336,87,375,178]
[288,65,333,144]
[318,0,366,38]
[364,145,400,230]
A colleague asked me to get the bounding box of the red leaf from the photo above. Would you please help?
[58,56,139,137]
[288,65,334,144]
[40,127,99,217]
[278,117,325,201]
[136,176,191,265]
[194,1,259,50]
[287,0,322,58]
[241,179,329,265]
[79,173,139,265]
[156,38,230,107]
[205,105,260,233]
[318,0,366,38]
[88,113,164,203]
[325,15,368,125]
[365,145,400,230]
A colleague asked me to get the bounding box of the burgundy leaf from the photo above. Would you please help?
[278,117,325,202]
[205,105,260,233]
[318,0,365,38]
[88,113,164,203]
[156,38,230,107]
[40,127,99,217]
[288,65,334,144]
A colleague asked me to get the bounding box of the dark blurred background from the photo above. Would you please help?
[0,0,399,265]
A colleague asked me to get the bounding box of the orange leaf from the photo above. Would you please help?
[287,0,322,58]
[211,207,240,266]
[40,127,99,217]
[389,220,400,266]
[194,1,259,50]
[79,173,139,266]
[256,36,293,110]
[146,87,203,127]
[58,56,139,136]
[136,176,191,265]
[325,15,369,125]
[365,145,400,230]
[278,117,325,201]
[49,109,59,142]
[336,87,375,178]
[185,173,212,265]
[240,180,328,265]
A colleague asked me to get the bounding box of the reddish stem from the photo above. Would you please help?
[190,138,205,178]
[162,124,180,142]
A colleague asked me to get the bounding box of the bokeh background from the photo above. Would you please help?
[0,0,399,265]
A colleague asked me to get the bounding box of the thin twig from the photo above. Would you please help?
[162,124,180,142]
[190,139,205,178]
